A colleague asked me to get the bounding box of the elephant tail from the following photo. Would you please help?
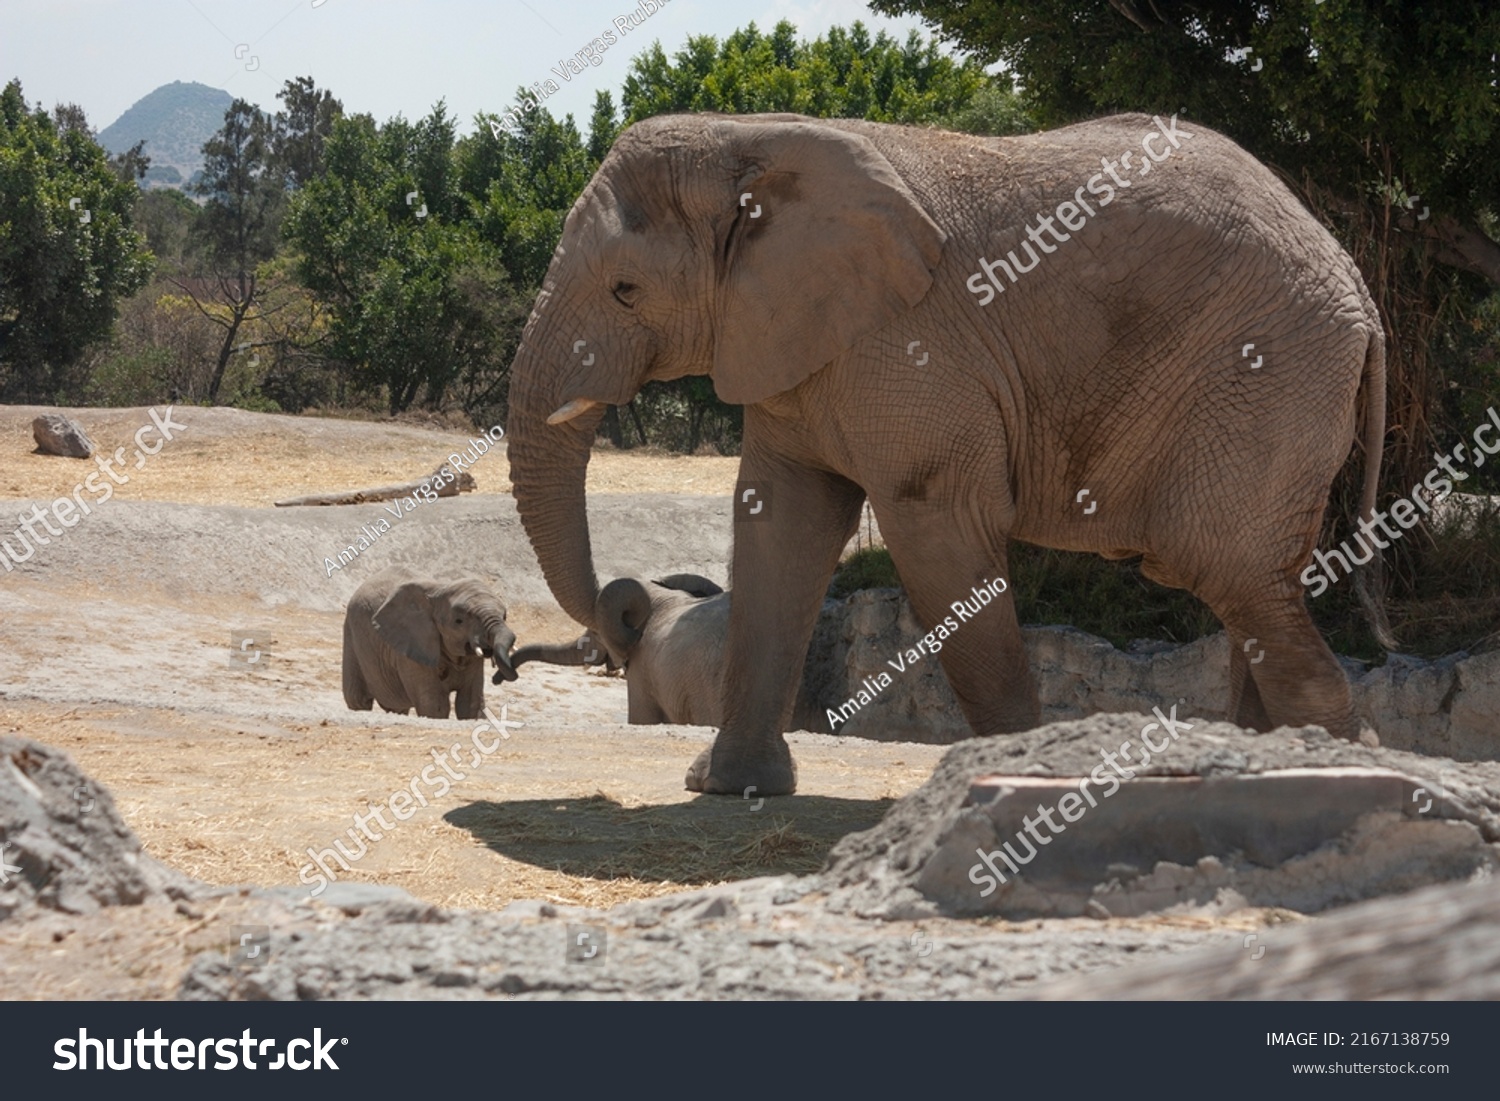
[1352,328,1399,652]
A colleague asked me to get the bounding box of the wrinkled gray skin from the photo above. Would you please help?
[510,574,829,731]
[506,112,1386,795]
[343,566,518,720]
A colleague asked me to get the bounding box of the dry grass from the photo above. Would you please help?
[3,701,922,914]
[0,407,741,507]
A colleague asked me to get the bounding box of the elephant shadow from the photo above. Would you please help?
[445,793,895,884]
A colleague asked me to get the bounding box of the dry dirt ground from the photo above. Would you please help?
[0,406,951,998]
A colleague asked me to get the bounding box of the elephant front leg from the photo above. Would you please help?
[686,460,864,795]
[454,659,485,721]
[401,664,455,720]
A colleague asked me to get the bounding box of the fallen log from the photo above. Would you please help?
[273,464,476,507]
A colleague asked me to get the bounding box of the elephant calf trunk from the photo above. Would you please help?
[486,624,519,683]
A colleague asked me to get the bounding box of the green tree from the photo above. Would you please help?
[133,188,200,276]
[619,20,1007,127]
[287,104,523,415]
[462,95,595,289]
[270,76,342,189]
[181,98,285,402]
[108,138,152,186]
[586,90,621,165]
[0,80,150,401]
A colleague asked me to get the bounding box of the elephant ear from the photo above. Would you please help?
[372,582,443,668]
[710,119,946,405]
[595,578,653,666]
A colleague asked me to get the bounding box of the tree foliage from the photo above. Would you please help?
[172,79,344,403]
[620,20,997,126]
[285,103,529,417]
[0,79,151,400]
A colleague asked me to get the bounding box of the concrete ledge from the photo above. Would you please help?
[912,766,1494,919]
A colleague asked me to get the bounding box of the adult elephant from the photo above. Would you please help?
[506,112,1386,795]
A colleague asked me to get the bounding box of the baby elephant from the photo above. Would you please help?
[343,566,517,720]
[510,574,825,731]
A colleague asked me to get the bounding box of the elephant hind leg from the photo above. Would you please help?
[1211,589,1355,739]
[1224,627,1274,732]
[879,514,1040,736]
[342,622,374,710]
[627,686,667,724]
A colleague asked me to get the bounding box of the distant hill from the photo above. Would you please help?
[98,81,233,191]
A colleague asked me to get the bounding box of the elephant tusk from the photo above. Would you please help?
[546,398,600,425]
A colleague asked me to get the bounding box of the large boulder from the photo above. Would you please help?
[31,413,95,459]
[819,714,1500,921]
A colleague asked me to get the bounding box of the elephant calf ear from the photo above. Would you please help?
[373,582,444,668]
[711,120,947,406]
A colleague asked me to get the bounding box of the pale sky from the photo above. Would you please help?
[0,0,940,134]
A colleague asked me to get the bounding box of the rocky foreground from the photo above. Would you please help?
[4,713,1498,1000]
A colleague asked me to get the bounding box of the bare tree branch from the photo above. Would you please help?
[1106,0,1160,32]
[1421,215,1500,288]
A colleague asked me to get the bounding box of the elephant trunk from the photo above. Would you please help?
[507,337,608,629]
[509,635,604,670]
[475,612,517,682]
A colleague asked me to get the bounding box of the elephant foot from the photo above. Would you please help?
[684,739,798,796]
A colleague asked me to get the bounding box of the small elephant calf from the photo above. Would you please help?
[343,566,517,720]
[509,574,827,731]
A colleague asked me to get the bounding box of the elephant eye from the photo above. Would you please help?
[612,281,640,308]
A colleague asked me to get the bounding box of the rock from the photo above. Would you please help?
[913,766,1493,919]
[0,737,194,919]
[1019,874,1500,1000]
[31,414,95,458]
[819,714,1500,921]
[258,880,420,916]
[806,588,1500,760]
[172,715,1500,1001]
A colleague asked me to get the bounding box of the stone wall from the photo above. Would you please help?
[807,588,1500,760]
